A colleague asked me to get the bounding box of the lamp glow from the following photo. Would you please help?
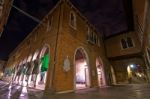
[130,64,134,68]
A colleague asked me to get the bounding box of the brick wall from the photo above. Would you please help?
[6,0,111,92]
[105,32,141,58]
[0,0,12,35]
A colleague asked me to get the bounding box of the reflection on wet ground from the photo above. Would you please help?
[0,80,150,99]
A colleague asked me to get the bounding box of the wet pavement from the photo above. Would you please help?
[0,80,150,99]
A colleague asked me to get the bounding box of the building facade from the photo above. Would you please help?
[105,0,149,84]
[3,0,150,93]
[105,32,147,83]
[141,0,150,81]
[4,0,113,93]
[0,0,13,36]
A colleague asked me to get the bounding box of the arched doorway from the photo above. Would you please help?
[14,61,24,85]
[74,47,90,90]
[35,45,50,90]
[27,50,40,88]
[20,58,28,86]
[96,57,106,86]
[25,54,33,87]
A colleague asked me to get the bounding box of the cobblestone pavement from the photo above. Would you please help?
[0,81,150,99]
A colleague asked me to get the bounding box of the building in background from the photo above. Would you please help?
[105,32,146,83]
[105,0,149,84]
[0,0,13,37]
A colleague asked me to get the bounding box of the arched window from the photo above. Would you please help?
[121,39,127,49]
[127,37,133,47]
[70,11,76,29]
[98,39,100,47]
[94,34,96,44]
[46,16,53,32]
[87,27,90,40]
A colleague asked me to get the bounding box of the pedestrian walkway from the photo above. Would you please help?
[0,80,150,99]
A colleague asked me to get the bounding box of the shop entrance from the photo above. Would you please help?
[75,48,90,89]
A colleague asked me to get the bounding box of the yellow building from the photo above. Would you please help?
[0,0,13,36]
[4,0,113,93]
[105,0,149,84]
[105,31,146,83]
[3,0,150,93]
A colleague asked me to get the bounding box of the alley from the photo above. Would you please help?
[0,81,150,99]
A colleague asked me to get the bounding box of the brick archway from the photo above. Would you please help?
[74,47,91,90]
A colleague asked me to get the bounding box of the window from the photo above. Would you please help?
[87,27,90,40]
[121,37,134,49]
[121,39,127,49]
[46,16,53,32]
[96,36,98,45]
[127,37,133,47]
[86,26,100,46]
[94,34,96,44]
[98,39,100,47]
[70,11,76,29]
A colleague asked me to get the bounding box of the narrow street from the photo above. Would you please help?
[0,81,150,99]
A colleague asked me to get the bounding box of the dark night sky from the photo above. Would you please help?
[0,0,130,60]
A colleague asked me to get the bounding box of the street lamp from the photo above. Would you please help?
[130,64,134,68]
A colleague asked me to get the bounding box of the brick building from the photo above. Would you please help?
[0,0,13,36]
[105,0,148,84]
[4,0,113,93]
[3,0,150,93]
[141,0,150,80]
[105,32,146,83]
